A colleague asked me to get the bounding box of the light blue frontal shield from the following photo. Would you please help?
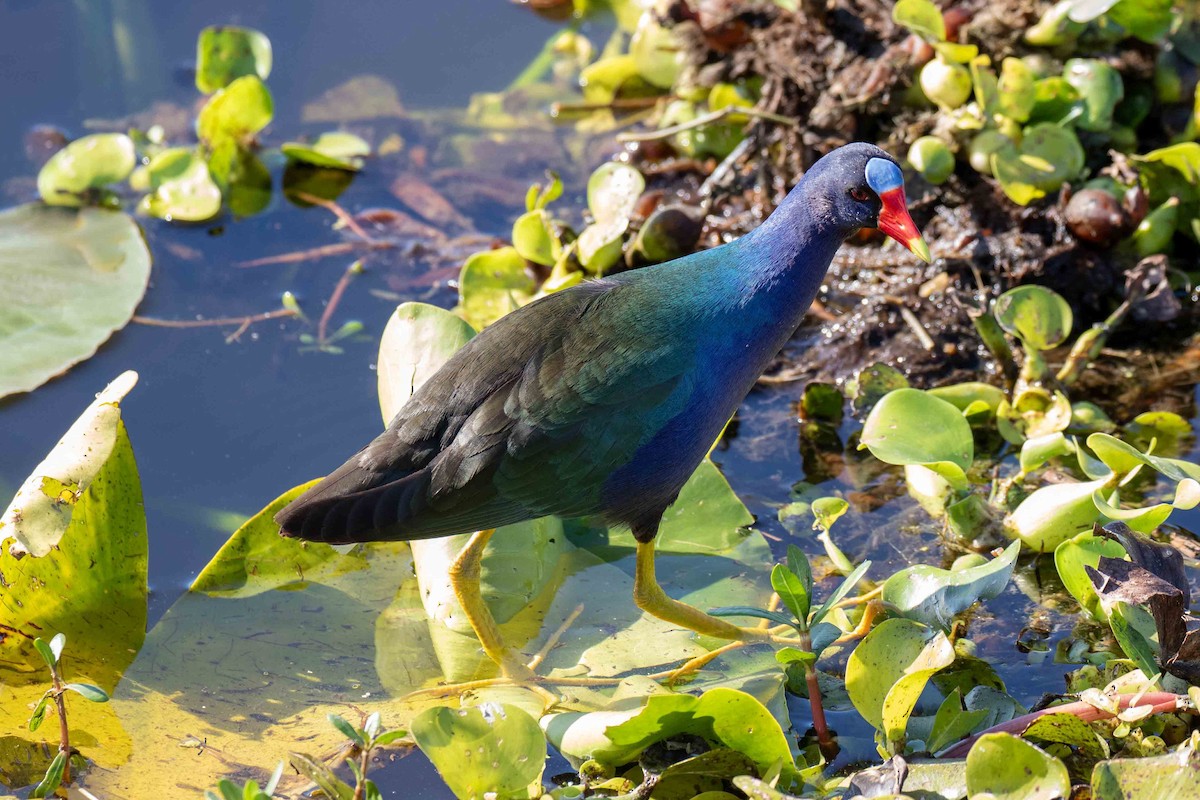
[865,157,904,195]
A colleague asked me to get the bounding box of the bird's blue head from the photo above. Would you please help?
[784,143,931,262]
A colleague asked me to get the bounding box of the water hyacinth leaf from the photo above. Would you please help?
[197,75,274,151]
[578,162,645,274]
[281,132,371,171]
[892,0,946,41]
[1066,0,1119,22]
[1004,477,1111,552]
[998,57,1036,122]
[412,703,546,800]
[811,496,848,531]
[376,302,476,416]
[0,207,150,399]
[1105,0,1173,42]
[882,541,1020,630]
[511,209,560,267]
[997,388,1073,444]
[990,124,1084,204]
[1064,58,1123,132]
[1109,601,1160,677]
[1028,76,1081,125]
[1092,737,1200,798]
[848,362,909,416]
[629,14,683,89]
[1019,432,1074,473]
[1123,410,1192,456]
[1054,530,1127,620]
[846,619,955,746]
[579,54,642,104]
[134,148,222,222]
[1087,432,1200,483]
[208,142,272,217]
[928,381,1005,416]
[993,285,1073,350]
[927,689,989,754]
[1023,711,1108,760]
[458,246,536,330]
[601,688,796,783]
[861,388,973,490]
[1093,479,1200,533]
[195,26,272,93]
[37,132,136,206]
[964,733,1069,800]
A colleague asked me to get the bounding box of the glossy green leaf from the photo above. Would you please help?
[993,285,1073,350]
[288,752,355,800]
[1064,58,1123,131]
[327,713,365,747]
[811,560,870,625]
[1019,432,1074,473]
[848,362,909,416]
[785,545,813,615]
[990,124,1084,205]
[769,563,808,625]
[37,133,135,206]
[412,704,546,800]
[207,142,272,217]
[861,388,973,490]
[629,14,683,88]
[892,0,945,40]
[926,688,989,754]
[1123,411,1193,456]
[811,496,848,531]
[458,246,536,329]
[577,162,644,274]
[998,57,1036,122]
[30,751,66,798]
[133,148,222,222]
[376,302,477,418]
[511,209,560,267]
[1054,531,1127,621]
[33,638,57,669]
[846,618,955,747]
[1109,601,1160,677]
[65,682,110,702]
[602,688,795,783]
[1092,738,1200,798]
[281,132,371,171]
[882,541,1020,630]
[928,382,1005,415]
[1023,711,1108,760]
[1004,477,1111,552]
[965,733,1069,800]
[197,75,274,151]
[195,25,272,93]
[1087,432,1200,483]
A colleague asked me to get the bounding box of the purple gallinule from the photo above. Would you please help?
[276,143,929,678]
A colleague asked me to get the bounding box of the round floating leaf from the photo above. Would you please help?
[37,133,136,207]
[411,703,546,800]
[197,75,274,150]
[376,302,476,419]
[1064,58,1123,132]
[133,148,221,222]
[928,382,1005,416]
[990,124,1084,205]
[882,541,1020,630]
[993,285,1073,350]
[1004,477,1111,552]
[458,246,536,330]
[511,209,560,267]
[861,388,973,490]
[1092,739,1200,798]
[578,162,644,274]
[280,132,371,171]
[0,206,151,397]
[965,733,1069,800]
[846,618,955,747]
[195,25,272,94]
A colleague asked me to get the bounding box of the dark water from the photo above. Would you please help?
[1,0,1198,794]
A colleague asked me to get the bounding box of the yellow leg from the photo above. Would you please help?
[448,529,535,680]
[633,539,770,642]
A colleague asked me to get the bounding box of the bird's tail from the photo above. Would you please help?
[274,461,434,544]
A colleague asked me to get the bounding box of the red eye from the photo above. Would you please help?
[849,187,870,202]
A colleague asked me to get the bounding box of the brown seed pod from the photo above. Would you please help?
[1064,188,1129,248]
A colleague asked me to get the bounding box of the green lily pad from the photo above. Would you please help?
[993,285,1073,350]
[0,372,146,766]
[0,205,151,398]
[882,541,1020,630]
[197,75,274,151]
[37,133,135,207]
[861,388,974,490]
[458,246,536,329]
[965,733,1069,800]
[846,618,955,749]
[132,148,222,222]
[280,132,371,171]
[195,25,272,94]
[412,704,546,800]
[1054,530,1127,620]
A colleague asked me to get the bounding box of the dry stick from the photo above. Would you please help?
[292,191,378,243]
[940,692,1189,758]
[237,240,395,268]
[133,309,298,344]
[616,106,799,143]
[551,96,669,115]
[317,261,362,346]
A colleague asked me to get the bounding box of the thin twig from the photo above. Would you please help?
[133,308,298,344]
[317,261,362,346]
[616,106,799,143]
[527,604,585,671]
[293,191,378,243]
[237,240,395,268]
[551,96,669,115]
